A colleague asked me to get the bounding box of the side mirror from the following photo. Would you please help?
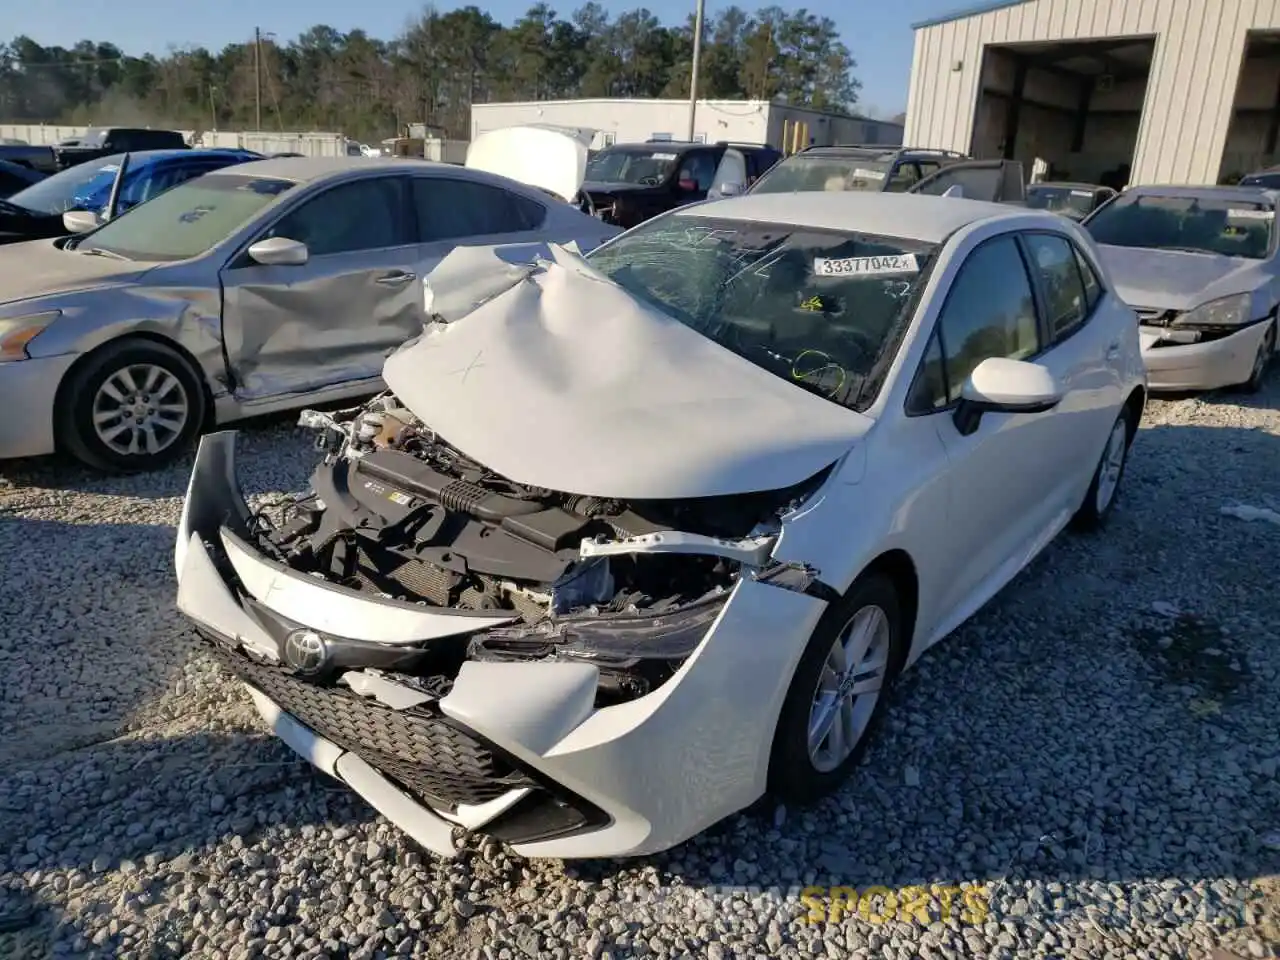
[716,181,744,197]
[62,209,100,235]
[953,357,1062,436]
[247,236,309,266]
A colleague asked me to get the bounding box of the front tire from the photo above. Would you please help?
[58,339,207,473]
[767,573,907,805]
[1238,319,1275,394]
[1071,405,1134,531]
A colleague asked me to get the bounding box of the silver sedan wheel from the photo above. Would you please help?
[91,363,190,457]
[1095,418,1128,514]
[1250,322,1276,384]
[808,604,891,773]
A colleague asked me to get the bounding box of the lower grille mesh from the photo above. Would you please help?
[210,643,535,809]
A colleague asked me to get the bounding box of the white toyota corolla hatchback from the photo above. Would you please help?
[175,191,1147,860]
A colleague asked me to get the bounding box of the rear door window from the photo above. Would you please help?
[412,177,545,241]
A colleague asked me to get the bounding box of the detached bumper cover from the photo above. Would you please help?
[174,432,828,858]
[1140,320,1272,391]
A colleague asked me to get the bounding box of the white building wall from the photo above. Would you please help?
[904,0,1280,185]
[471,99,904,151]
[471,100,770,149]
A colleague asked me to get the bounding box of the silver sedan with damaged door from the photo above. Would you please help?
[1083,184,1279,392]
[0,126,618,473]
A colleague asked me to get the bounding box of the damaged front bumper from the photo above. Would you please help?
[175,431,831,859]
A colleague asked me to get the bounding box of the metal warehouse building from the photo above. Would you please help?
[471,99,904,153]
[905,0,1280,185]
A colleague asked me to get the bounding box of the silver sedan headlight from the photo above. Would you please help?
[1172,293,1253,330]
[0,311,61,363]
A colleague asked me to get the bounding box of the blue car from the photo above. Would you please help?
[0,148,263,245]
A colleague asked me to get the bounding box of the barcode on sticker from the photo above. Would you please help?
[814,254,919,277]
[1227,208,1273,221]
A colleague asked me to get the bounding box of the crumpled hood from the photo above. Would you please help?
[383,244,873,500]
[0,237,150,305]
[465,125,593,203]
[1098,244,1268,311]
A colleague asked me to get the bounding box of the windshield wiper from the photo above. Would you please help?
[80,247,129,261]
[0,198,31,216]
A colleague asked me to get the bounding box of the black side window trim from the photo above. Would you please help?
[1018,229,1104,348]
[903,232,1047,418]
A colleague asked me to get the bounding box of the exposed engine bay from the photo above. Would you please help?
[248,394,828,702]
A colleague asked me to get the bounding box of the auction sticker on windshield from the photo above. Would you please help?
[1071,189,1093,197]
[1227,208,1273,221]
[853,168,887,180]
[814,254,919,276]
[652,153,678,161]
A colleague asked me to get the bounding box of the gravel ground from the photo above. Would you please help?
[1,383,1278,960]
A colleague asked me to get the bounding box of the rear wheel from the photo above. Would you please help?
[1238,319,1276,394]
[768,574,906,805]
[58,339,206,473]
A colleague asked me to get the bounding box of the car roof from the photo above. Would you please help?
[1030,181,1107,191]
[84,148,257,166]
[680,191,1035,244]
[796,146,897,161]
[1121,184,1280,202]
[203,155,441,184]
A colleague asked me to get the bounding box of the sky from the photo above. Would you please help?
[6,0,972,116]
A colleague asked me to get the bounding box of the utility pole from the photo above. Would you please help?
[686,0,705,142]
[254,27,262,131]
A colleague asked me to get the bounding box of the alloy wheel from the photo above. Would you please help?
[91,363,190,457]
[1095,417,1128,514]
[807,604,891,773]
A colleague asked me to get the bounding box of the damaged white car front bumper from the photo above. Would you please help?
[174,431,829,859]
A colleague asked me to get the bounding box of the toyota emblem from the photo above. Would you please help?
[283,629,330,676]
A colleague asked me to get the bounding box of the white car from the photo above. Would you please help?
[175,192,1147,860]
[1084,184,1278,392]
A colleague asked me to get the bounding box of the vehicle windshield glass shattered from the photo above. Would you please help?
[584,148,679,185]
[7,154,129,215]
[587,215,937,411]
[1026,186,1095,219]
[80,174,295,261]
[1086,192,1274,258]
[751,156,893,194]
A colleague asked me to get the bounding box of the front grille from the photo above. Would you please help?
[210,643,536,809]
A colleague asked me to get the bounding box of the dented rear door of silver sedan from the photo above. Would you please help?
[218,174,423,400]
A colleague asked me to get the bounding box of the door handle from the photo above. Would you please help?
[376,271,416,286]
[1106,340,1121,359]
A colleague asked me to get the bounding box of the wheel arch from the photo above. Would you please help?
[857,548,920,668]
[52,332,216,448]
[1122,385,1145,445]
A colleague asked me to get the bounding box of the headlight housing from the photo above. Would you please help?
[468,592,729,703]
[1173,293,1253,330]
[0,311,61,363]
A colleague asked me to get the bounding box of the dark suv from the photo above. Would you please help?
[583,140,781,228]
[744,145,1024,203]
